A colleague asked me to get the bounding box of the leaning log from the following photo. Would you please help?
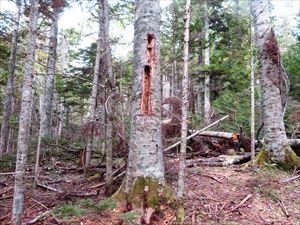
[186,153,251,167]
[164,115,229,152]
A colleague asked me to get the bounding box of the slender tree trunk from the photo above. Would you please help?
[177,0,190,199]
[251,0,300,168]
[12,0,39,224]
[203,0,211,125]
[170,1,177,97]
[85,2,102,171]
[0,0,21,157]
[39,9,59,138]
[114,1,166,223]
[34,9,59,182]
[249,5,255,165]
[100,0,114,190]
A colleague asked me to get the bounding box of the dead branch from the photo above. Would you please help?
[0,172,15,176]
[227,194,253,213]
[277,199,289,217]
[26,210,52,224]
[164,115,229,152]
[36,182,64,193]
[280,174,300,183]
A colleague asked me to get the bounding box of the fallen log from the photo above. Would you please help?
[186,153,251,167]
[189,131,239,140]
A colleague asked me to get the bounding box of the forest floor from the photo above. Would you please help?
[0,153,300,225]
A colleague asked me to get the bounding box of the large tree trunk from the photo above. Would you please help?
[203,0,211,125]
[85,2,103,172]
[12,0,39,224]
[0,0,21,157]
[251,0,300,168]
[177,0,190,199]
[113,1,167,223]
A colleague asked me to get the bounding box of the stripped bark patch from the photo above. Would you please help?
[141,34,155,115]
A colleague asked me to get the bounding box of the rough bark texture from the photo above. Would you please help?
[250,7,255,164]
[35,8,59,182]
[252,0,299,168]
[40,9,59,138]
[100,0,114,190]
[85,2,102,171]
[0,0,21,157]
[177,0,190,199]
[203,0,211,126]
[114,1,165,223]
[126,0,164,186]
[12,0,39,224]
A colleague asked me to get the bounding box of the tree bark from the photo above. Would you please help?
[203,0,211,125]
[12,0,39,224]
[0,0,21,157]
[177,0,190,199]
[39,9,59,138]
[85,2,103,172]
[100,0,114,191]
[251,0,299,168]
[35,8,59,182]
[113,1,166,223]
[249,6,255,164]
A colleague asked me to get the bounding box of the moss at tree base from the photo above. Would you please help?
[256,145,300,170]
[112,176,177,224]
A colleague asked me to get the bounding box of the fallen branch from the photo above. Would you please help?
[88,170,126,189]
[27,210,52,224]
[187,153,251,167]
[0,172,15,176]
[164,115,229,152]
[280,174,300,183]
[227,194,252,213]
[36,182,63,193]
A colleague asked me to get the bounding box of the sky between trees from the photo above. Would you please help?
[1,0,299,59]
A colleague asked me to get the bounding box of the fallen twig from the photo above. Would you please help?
[277,199,289,217]
[88,170,126,189]
[36,182,63,193]
[26,210,52,224]
[227,194,253,213]
[0,194,13,200]
[31,198,48,210]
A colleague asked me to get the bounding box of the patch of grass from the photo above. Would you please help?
[52,204,85,218]
[119,211,141,224]
[97,197,117,210]
[79,197,116,211]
